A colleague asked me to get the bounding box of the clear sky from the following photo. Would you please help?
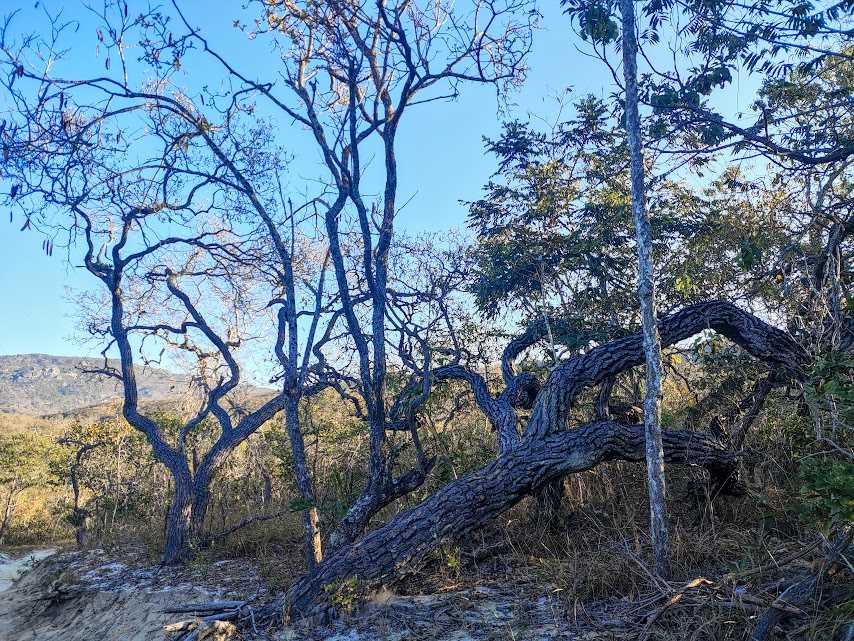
[0,0,759,358]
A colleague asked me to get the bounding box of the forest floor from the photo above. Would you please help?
[0,524,854,641]
[0,503,851,641]
[0,543,685,641]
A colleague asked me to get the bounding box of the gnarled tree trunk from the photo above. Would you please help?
[263,301,808,622]
[271,424,738,619]
[163,468,194,565]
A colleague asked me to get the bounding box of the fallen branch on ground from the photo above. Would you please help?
[750,527,853,641]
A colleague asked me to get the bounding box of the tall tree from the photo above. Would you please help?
[265,300,807,618]
[200,0,536,548]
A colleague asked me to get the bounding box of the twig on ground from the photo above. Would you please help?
[640,577,714,639]
[724,539,821,582]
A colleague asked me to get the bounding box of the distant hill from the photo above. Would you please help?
[0,354,195,416]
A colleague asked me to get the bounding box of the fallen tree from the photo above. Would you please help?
[259,300,807,622]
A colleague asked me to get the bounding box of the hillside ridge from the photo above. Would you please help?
[0,354,191,415]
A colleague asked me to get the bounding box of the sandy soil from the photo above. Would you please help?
[4,542,815,641]
[0,548,56,591]
[0,548,264,641]
[0,546,598,641]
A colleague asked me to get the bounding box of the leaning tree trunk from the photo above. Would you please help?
[269,424,737,620]
[257,302,808,623]
[621,0,670,580]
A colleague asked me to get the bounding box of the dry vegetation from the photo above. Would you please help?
[2,365,850,640]
[0,1,852,638]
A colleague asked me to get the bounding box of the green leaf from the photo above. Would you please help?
[287,497,316,512]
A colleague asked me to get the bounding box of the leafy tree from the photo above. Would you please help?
[469,101,638,339]
[239,0,535,551]
[468,99,765,348]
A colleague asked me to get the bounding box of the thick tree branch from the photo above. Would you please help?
[274,421,737,619]
[525,301,808,441]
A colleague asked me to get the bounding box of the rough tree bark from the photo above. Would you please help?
[749,527,853,641]
[284,395,323,568]
[277,424,738,619]
[620,0,670,580]
[259,301,807,622]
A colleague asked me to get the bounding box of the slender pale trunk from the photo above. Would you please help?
[620,0,670,579]
[260,465,272,514]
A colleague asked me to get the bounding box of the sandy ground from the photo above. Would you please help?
[0,548,263,641]
[0,548,56,591]
[4,542,824,641]
[0,547,606,641]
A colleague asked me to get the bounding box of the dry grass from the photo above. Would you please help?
[390,462,852,641]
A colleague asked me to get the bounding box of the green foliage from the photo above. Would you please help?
[797,458,854,533]
[736,239,763,271]
[286,497,316,512]
[0,432,66,544]
[574,2,618,43]
[562,0,854,160]
[470,100,784,356]
[806,351,854,406]
[725,554,752,574]
[322,575,367,609]
[468,97,634,327]
[0,433,55,488]
[57,417,168,538]
[442,543,462,569]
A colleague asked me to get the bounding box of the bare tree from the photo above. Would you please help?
[171,0,535,549]
[0,7,339,564]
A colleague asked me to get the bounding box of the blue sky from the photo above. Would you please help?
[0,0,759,357]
